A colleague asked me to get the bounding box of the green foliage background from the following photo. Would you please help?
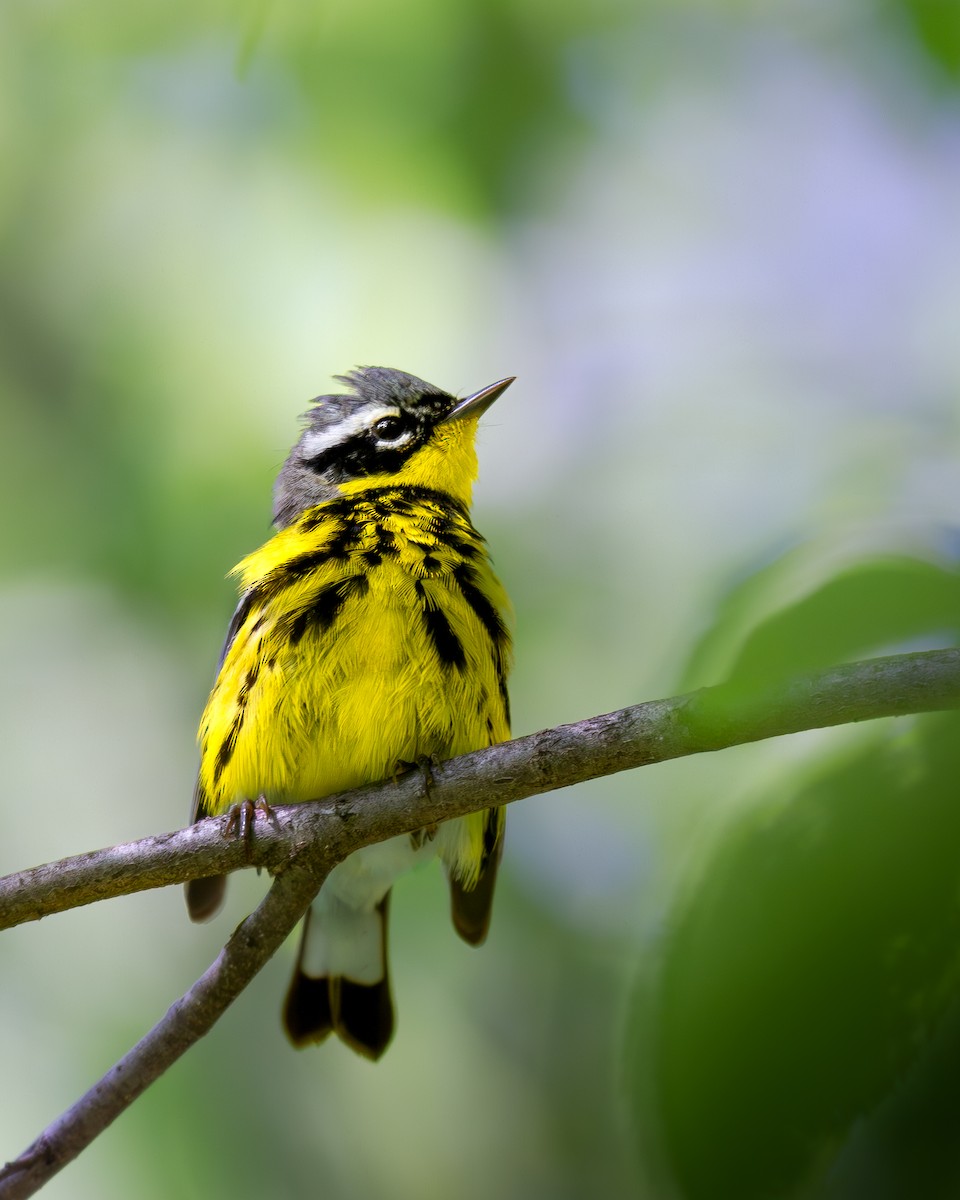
[2,1,960,1197]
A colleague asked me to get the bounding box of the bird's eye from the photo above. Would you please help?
[373,415,408,442]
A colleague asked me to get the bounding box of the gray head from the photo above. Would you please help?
[272,367,513,526]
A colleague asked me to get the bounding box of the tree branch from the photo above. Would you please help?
[0,855,330,1200]
[1,647,958,1198]
[3,648,958,932]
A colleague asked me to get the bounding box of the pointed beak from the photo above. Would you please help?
[442,376,515,423]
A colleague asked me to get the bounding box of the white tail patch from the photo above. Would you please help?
[301,834,435,983]
[301,899,384,984]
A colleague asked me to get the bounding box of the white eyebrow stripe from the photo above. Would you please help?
[300,406,399,459]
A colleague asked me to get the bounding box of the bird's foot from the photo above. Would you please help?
[224,795,274,861]
[393,755,437,794]
[393,757,439,849]
[409,823,439,850]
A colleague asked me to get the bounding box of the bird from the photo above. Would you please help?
[185,366,514,1060]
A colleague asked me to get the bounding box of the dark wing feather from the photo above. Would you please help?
[185,591,255,922]
[449,806,505,945]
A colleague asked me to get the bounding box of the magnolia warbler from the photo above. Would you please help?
[186,367,513,1059]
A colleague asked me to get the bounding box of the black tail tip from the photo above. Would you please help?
[283,972,334,1048]
[283,974,395,1060]
[335,979,395,1061]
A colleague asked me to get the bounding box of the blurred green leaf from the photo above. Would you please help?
[818,988,960,1199]
[893,0,960,80]
[728,557,960,686]
[628,711,960,1199]
[255,0,590,216]
[684,555,960,693]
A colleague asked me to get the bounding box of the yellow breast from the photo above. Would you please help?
[195,485,511,876]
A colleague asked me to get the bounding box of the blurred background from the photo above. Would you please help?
[3,1,960,1197]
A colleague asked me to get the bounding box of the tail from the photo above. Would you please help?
[448,806,505,945]
[283,892,394,1061]
[185,873,227,922]
[185,779,227,922]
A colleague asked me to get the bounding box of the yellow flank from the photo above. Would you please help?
[195,469,511,885]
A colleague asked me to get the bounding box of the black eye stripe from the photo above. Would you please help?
[305,437,413,480]
[302,406,438,481]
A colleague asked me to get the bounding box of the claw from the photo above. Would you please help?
[223,795,274,861]
[418,756,437,795]
[409,823,439,850]
[394,757,439,851]
[393,755,437,794]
